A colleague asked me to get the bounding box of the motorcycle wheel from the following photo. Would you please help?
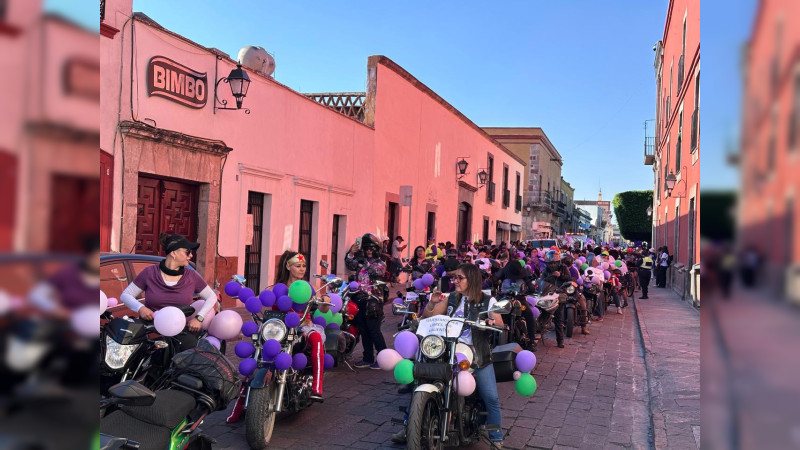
[565,307,574,338]
[627,283,634,298]
[407,391,442,450]
[245,384,277,449]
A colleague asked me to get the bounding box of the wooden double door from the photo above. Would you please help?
[136,175,199,255]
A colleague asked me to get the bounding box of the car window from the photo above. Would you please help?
[131,261,157,280]
[100,262,128,300]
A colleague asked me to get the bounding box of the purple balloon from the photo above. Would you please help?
[292,353,308,370]
[238,287,255,302]
[603,270,611,279]
[515,350,537,372]
[326,322,340,329]
[313,316,327,327]
[531,306,541,319]
[273,283,289,298]
[224,281,242,297]
[311,286,316,297]
[263,339,282,358]
[348,281,359,291]
[392,297,404,304]
[245,297,263,314]
[204,336,221,349]
[274,352,292,371]
[435,266,445,277]
[324,353,335,369]
[235,341,256,358]
[328,294,343,313]
[277,295,293,312]
[239,358,257,376]
[421,273,435,287]
[284,312,301,328]
[259,290,276,308]
[241,321,259,336]
[412,279,425,291]
[394,330,419,359]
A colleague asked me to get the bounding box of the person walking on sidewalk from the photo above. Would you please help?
[638,253,653,298]
[656,246,670,288]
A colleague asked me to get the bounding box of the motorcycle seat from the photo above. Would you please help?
[101,410,171,449]
[119,389,196,429]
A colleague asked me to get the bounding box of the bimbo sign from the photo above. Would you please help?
[147,56,207,109]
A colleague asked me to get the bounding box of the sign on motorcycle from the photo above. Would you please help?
[415,315,465,338]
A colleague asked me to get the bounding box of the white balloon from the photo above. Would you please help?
[72,306,101,337]
[100,290,108,311]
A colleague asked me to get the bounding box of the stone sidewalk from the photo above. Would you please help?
[202,282,702,449]
[632,284,700,450]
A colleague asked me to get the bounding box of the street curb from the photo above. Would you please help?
[631,293,663,450]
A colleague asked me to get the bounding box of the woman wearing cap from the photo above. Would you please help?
[119,233,217,384]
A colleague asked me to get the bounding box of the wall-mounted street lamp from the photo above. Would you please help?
[456,157,469,181]
[215,63,251,114]
[646,206,652,217]
[665,166,687,198]
[477,168,488,188]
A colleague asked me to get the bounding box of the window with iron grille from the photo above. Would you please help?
[298,200,314,281]
[486,155,495,203]
[514,172,521,212]
[502,165,509,208]
[244,192,264,293]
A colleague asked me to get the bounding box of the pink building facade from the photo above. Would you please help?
[101,0,524,302]
[649,0,700,299]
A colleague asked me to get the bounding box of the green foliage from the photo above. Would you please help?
[699,190,736,241]
[612,191,653,242]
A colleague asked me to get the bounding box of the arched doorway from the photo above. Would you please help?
[457,202,472,246]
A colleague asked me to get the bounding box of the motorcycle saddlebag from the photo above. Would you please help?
[492,343,521,382]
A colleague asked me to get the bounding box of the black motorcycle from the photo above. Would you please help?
[100,305,196,394]
[495,283,532,351]
[561,282,586,338]
[403,301,513,450]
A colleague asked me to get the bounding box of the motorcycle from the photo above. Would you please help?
[100,305,197,394]
[394,289,431,332]
[495,283,532,351]
[529,290,561,348]
[100,338,239,450]
[243,291,336,449]
[314,264,361,369]
[400,300,514,450]
[561,281,586,338]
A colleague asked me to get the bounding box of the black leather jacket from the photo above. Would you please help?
[446,292,494,369]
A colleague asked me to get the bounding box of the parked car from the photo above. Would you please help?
[527,239,558,250]
[100,253,221,318]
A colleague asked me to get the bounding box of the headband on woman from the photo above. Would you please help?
[286,253,305,268]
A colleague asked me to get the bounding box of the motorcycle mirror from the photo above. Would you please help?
[320,260,329,269]
[487,300,511,315]
[107,380,156,407]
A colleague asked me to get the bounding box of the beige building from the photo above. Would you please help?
[483,127,563,240]
[560,177,576,234]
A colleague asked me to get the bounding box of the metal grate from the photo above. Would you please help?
[298,200,314,281]
[305,92,365,121]
[244,192,264,293]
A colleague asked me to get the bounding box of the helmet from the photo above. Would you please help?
[544,250,558,263]
[360,233,382,253]
[627,248,634,254]
[560,253,574,265]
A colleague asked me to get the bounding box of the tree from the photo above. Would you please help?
[612,190,653,242]
[699,190,735,241]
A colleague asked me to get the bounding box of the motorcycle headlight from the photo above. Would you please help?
[105,335,140,370]
[566,285,576,295]
[261,319,287,342]
[420,335,445,359]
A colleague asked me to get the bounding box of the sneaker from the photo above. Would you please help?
[354,360,371,369]
[640,296,649,299]
[595,316,604,322]
[557,342,565,348]
[581,327,590,335]
[369,362,381,370]
[617,308,623,315]
[310,393,324,402]
[391,428,407,444]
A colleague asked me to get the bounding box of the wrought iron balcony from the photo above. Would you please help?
[515,195,522,212]
[644,136,655,165]
[503,190,511,208]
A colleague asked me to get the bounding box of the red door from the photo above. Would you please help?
[136,176,198,255]
[100,151,113,251]
[0,151,17,251]
[50,174,100,252]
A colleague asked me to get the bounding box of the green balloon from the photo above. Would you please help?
[519,260,526,267]
[289,280,313,304]
[581,263,589,271]
[394,359,415,384]
[313,309,333,325]
[515,373,537,396]
[615,260,622,267]
[331,312,343,326]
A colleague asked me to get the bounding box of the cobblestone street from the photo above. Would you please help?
[203,280,700,449]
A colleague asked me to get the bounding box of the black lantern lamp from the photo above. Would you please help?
[477,168,488,187]
[215,63,252,114]
[456,157,470,181]
[664,167,686,198]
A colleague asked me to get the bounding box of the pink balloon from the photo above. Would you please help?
[71,306,100,337]
[107,298,119,307]
[456,370,476,396]
[153,306,186,337]
[208,309,243,340]
[377,349,404,371]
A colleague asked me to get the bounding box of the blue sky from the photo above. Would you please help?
[63,1,752,199]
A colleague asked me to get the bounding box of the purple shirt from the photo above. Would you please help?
[133,264,208,310]
[48,264,99,310]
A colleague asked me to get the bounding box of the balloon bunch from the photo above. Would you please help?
[412,273,436,291]
[512,350,538,396]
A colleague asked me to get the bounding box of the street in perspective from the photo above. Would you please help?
[95,0,703,449]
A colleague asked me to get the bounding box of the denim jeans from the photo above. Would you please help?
[474,365,503,442]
